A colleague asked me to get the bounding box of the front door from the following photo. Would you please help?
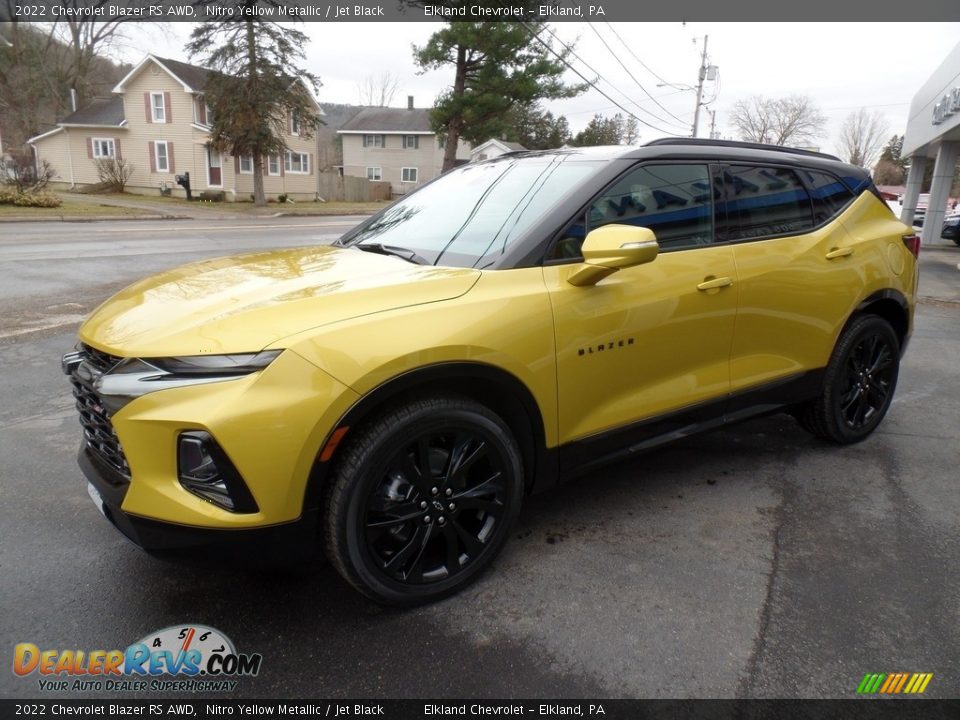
[207,146,222,187]
[545,162,738,448]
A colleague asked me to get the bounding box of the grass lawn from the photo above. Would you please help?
[109,193,389,216]
[0,196,152,219]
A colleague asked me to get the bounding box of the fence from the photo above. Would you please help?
[317,173,392,202]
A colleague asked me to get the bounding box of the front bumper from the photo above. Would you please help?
[66,346,359,544]
[78,444,318,553]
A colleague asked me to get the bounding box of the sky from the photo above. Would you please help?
[123,21,960,157]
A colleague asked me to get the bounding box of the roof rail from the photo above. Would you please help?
[644,137,841,162]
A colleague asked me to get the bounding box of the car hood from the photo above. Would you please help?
[79,245,480,357]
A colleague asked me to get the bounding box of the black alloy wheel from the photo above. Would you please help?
[797,315,900,444]
[324,396,523,605]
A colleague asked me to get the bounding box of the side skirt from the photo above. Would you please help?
[555,369,825,482]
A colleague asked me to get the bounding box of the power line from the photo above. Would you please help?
[525,22,687,135]
[588,24,688,126]
[603,22,674,87]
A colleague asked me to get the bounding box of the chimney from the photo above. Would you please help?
[70,88,78,112]
[407,95,414,110]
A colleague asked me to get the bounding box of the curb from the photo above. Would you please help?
[0,214,190,224]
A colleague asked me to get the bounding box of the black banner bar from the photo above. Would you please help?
[1,0,959,22]
[3,699,960,720]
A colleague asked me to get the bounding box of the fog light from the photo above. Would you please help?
[177,431,258,513]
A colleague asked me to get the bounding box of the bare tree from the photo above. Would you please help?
[729,95,827,147]
[0,12,141,147]
[837,108,889,169]
[357,72,401,107]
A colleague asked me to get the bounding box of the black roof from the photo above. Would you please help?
[491,139,868,182]
[60,97,125,126]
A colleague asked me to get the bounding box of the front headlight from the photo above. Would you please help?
[96,350,282,410]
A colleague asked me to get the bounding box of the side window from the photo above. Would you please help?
[724,165,813,240]
[548,164,714,260]
[802,169,855,224]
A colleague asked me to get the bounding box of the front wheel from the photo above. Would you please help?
[796,315,900,444]
[323,396,524,605]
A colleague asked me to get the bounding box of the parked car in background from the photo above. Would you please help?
[943,213,960,245]
[913,193,930,226]
[63,139,919,605]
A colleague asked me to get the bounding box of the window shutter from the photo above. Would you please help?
[168,142,175,174]
[148,141,156,172]
[308,153,313,174]
[144,93,152,123]
[279,157,284,177]
[163,92,172,123]
[86,138,94,159]
[114,138,122,162]
[234,155,240,174]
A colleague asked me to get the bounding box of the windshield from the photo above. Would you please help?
[338,156,602,268]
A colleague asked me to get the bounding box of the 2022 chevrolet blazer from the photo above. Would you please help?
[64,140,918,605]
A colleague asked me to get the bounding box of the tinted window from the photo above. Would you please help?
[801,169,855,223]
[548,164,714,260]
[724,165,813,240]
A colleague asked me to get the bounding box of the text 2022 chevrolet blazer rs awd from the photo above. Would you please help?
[64,140,918,605]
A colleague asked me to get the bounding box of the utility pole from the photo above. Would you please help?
[691,35,708,138]
[708,109,717,139]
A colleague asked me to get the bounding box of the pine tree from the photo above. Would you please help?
[186,5,321,206]
[414,21,586,171]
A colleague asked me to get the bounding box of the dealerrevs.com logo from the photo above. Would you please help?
[13,624,262,693]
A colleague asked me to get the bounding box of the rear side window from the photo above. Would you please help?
[723,165,814,241]
[802,169,855,223]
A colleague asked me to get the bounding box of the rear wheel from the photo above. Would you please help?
[324,396,523,605]
[797,315,900,444]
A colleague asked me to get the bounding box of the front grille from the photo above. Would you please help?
[68,346,130,480]
[80,343,122,374]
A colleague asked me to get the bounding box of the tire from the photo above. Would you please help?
[323,395,524,606]
[797,315,900,444]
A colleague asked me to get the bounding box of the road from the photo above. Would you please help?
[0,216,360,340]
[1,222,959,700]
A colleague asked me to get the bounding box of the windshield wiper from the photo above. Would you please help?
[355,243,429,265]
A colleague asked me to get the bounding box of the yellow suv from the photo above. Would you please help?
[63,140,918,605]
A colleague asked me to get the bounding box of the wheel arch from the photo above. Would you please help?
[844,289,911,355]
[302,362,555,514]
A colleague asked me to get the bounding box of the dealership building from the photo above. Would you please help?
[902,42,960,242]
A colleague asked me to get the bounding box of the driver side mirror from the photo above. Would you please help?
[567,224,659,286]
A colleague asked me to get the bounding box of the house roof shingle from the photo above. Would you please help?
[155,56,213,91]
[60,97,125,126]
[339,107,434,133]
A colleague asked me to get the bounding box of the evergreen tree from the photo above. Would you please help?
[414,21,586,171]
[507,104,571,150]
[571,113,626,146]
[187,5,321,206]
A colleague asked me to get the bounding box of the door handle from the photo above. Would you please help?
[697,276,733,291]
[825,247,854,259]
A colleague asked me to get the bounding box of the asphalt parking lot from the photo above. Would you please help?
[1,222,958,700]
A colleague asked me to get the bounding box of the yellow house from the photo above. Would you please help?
[29,55,324,202]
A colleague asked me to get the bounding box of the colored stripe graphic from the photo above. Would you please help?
[857,672,932,694]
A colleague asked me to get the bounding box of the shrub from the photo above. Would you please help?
[0,187,19,205]
[12,191,62,208]
[0,151,55,193]
[95,157,134,192]
[278,193,288,203]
